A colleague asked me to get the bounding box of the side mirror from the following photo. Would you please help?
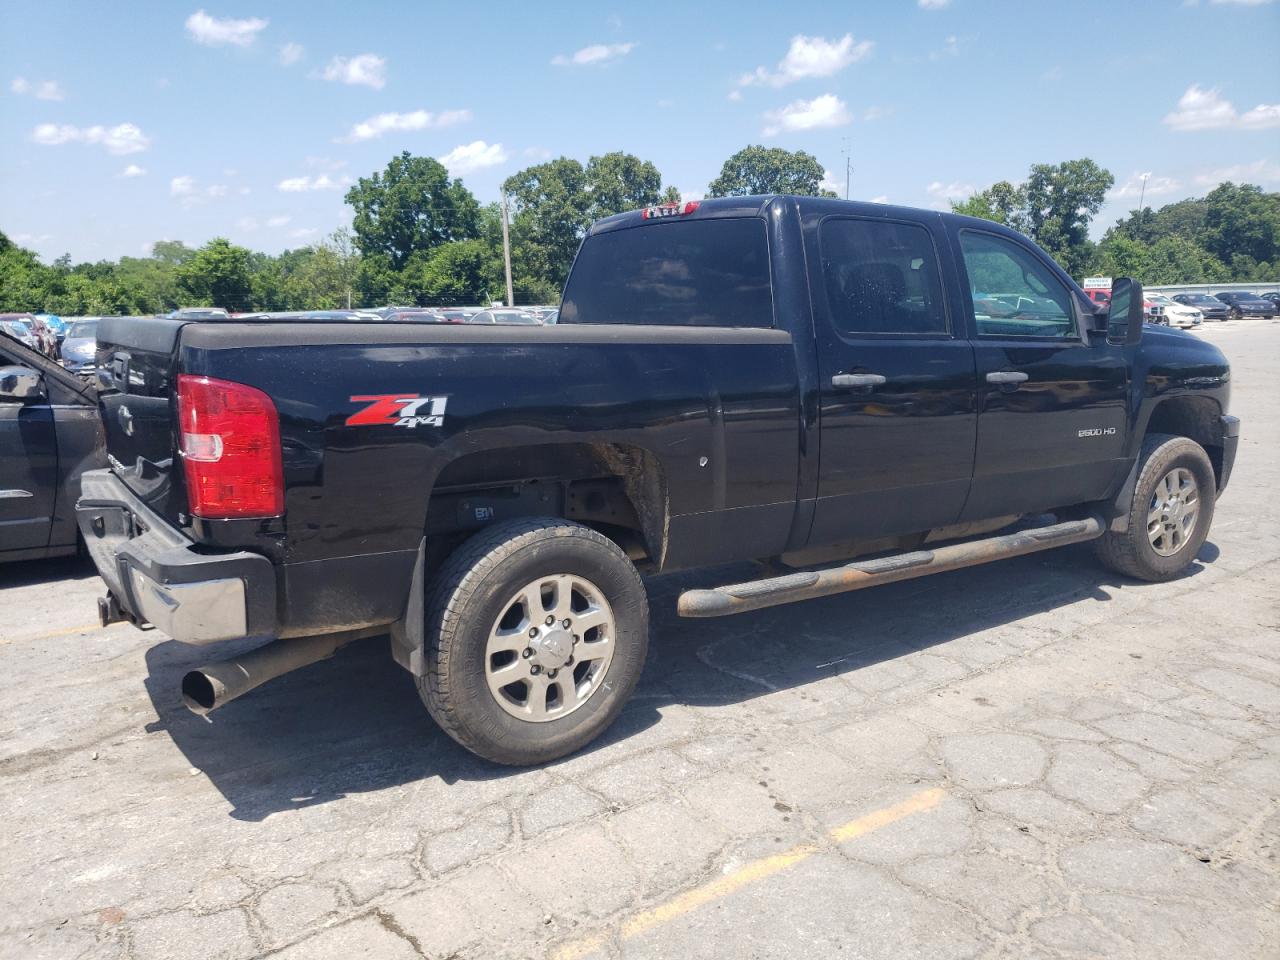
[1107,277,1144,346]
[0,365,44,402]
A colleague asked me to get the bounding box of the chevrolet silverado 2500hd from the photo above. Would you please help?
[77,196,1239,765]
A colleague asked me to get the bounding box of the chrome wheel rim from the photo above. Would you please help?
[484,574,616,723]
[1147,467,1200,557]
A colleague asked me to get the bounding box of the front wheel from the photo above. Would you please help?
[418,518,649,765]
[1094,434,1216,582]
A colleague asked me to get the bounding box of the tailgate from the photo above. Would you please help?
[95,314,188,521]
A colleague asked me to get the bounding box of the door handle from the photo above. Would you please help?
[832,373,887,390]
[986,371,1029,385]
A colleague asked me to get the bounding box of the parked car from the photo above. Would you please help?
[1171,293,1230,321]
[77,196,1237,766]
[1146,294,1202,329]
[0,331,104,562]
[1260,292,1280,310]
[37,313,67,347]
[467,308,543,324]
[1213,291,1277,320]
[168,307,230,320]
[433,308,472,323]
[0,316,39,350]
[60,317,102,374]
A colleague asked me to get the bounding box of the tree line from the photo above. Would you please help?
[1,147,1275,316]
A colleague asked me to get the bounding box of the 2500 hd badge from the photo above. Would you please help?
[1078,427,1117,438]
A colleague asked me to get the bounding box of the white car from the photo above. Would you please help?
[1147,294,1202,329]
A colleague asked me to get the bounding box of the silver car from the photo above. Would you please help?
[60,318,100,373]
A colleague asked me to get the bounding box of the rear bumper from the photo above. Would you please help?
[1218,415,1240,495]
[76,469,276,644]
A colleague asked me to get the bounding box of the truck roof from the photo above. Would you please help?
[587,194,1006,237]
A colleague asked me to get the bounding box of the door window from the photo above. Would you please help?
[959,231,1076,338]
[819,218,948,336]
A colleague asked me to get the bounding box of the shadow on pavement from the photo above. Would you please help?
[142,539,1218,821]
[0,552,96,588]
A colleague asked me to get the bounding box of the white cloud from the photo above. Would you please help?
[170,175,229,206]
[820,170,845,197]
[738,34,872,88]
[266,215,292,227]
[925,180,976,208]
[1163,84,1280,131]
[185,9,268,47]
[871,195,890,204]
[919,0,952,8]
[1109,172,1182,200]
[863,105,893,121]
[929,35,961,60]
[277,173,352,192]
[11,76,65,100]
[522,146,553,160]
[1209,0,1275,5]
[551,42,635,66]
[289,227,319,240]
[30,122,150,155]
[680,190,703,204]
[337,108,470,143]
[13,232,54,245]
[727,89,743,102]
[322,53,387,89]
[1193,158,1280,186]
[237,216,259,232]
[762,93,851,136]
[120,164,147,178]
[438,140,508,174]
[279,42,304,66]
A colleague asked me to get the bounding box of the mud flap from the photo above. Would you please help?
[389,537,427,676]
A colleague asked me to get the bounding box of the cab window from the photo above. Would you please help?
[959,231,1076,338]
[819,218,948,336]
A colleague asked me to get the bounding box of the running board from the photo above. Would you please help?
[677,514,1105,618]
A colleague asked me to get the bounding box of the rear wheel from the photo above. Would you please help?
[1094,434,1215,582]
[418,518,649,765]
[1230,307,1242,321]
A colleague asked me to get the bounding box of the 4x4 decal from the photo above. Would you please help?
[346,394,449,429]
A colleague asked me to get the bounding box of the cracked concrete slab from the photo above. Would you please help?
[0,322,1277,959]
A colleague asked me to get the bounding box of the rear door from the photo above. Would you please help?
[951,227,1129,520]
[807,212,978,545]
[0,342,57,554]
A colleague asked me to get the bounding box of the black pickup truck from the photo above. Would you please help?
[77,196,1239,765]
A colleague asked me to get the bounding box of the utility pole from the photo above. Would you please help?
[1138,171,1150,213]
[500,192,515,308]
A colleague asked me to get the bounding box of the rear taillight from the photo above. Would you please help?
[177,374,284,519]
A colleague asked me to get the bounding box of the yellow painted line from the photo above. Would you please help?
[552,787,945,960]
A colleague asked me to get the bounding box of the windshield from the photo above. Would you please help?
[68,320,99,338]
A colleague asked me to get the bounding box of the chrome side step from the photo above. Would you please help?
[677,514,1105,618]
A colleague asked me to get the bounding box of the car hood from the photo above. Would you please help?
[62,337,96,358]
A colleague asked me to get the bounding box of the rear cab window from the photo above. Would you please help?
[559,218,774,327]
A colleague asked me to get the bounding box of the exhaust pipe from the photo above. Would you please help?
[181,631,359,715]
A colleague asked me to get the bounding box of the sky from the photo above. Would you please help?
[1,0,1278,264]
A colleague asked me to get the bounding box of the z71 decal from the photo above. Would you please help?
[346,394,449,429]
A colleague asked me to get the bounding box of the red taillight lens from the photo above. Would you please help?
[177,374,284,519]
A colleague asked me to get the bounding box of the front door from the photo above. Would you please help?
[0,353,57,554]
[808,214,978,546]
[951,228,1129,521]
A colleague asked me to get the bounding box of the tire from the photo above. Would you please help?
[417,518,649,765]
[1230,308,1241,321]
[1094,433,1216,582]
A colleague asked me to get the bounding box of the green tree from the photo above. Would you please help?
[707,145,836,198]
[950,181,1025,228]
[175,238,253,309]
[584,151,664,219]
[503,157,592,288]
[1201,182,1279,267]
[345,152,480,271]
[1019,159,1113,276]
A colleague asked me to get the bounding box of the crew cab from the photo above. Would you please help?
[77,196,1239,765]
